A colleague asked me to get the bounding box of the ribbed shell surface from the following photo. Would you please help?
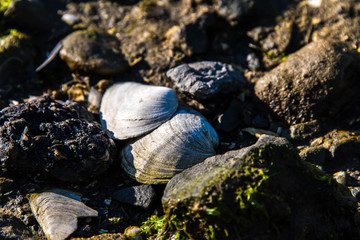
[121,107,219,184]
[100,82,178,140]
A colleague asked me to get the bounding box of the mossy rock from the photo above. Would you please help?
[161,135,360,239]
[60,29,130,75]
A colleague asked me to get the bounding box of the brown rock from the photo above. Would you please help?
[255,40,360,124]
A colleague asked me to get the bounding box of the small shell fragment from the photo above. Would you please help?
[29,190,98,240]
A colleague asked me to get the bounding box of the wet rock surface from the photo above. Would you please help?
[162,135,360,239]
[0,95,116,182]
[1,0,360,239]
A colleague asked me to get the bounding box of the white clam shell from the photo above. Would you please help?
[29,190,98,240]
[121,107,219,184]
[100,82,178,140]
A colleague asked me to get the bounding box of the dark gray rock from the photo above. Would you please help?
[0,214,33,240]
[162,135,360,239]
[60,29,129,75]
[113,185,156,209]
[255,40,360,124]
[0,95,116,183]
[167,61,246,100]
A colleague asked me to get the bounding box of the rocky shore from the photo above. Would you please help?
[1,0,360,239]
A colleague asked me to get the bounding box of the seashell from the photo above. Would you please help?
[121,107,219,184]
[29,190,98,240]
[100,82,178,140]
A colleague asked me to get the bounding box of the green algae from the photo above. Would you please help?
[0,0,11,12]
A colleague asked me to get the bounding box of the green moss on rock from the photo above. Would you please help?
[0,0,12,12]
[160,135,360,239]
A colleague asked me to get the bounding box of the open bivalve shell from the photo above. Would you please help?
[100,82,178,140]
[29,190,98,240]
[121,107,219,184]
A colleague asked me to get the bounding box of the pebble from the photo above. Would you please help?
[60,29,129,75]
[167,61,246,100]
[113,185,156,209]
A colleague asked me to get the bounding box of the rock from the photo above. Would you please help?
[3,0,52,32]
[60,29,129,75]
[309,130,360,171]
[0,95,116,182]
[299,145,329,168]
[255,40,360,124]
[29,190,98,240]
[124,226,143,240]
[289,120,321,141]
[333,171,347,185]
[113,185,156,209]
[167,61,246,100]
[162,135,360,239]
[0,214,33,240]
[214,0,256,24]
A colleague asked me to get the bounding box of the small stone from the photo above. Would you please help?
[333,171,347,185]
[60,29,129,75]
[214,0,255,23]
[167,61,246,100]
[61,13,78,25]
[289,120,321,141]
[124,226,143,240]
[113,185,156,209]
[349,187,360,201]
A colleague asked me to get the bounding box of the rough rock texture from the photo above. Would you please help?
[162,135,360,239]
[0,214,33,240]
[255,40,360,124]
[304,130,360,172]
[113,185,156,209]
[60,29,129,75]
[0,95,116,182]
[167,61,246,100]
